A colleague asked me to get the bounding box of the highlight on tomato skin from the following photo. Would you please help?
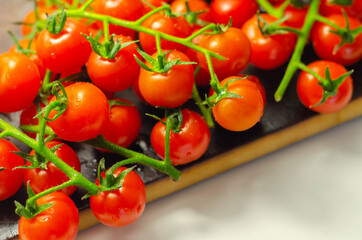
[0,139,25,201]
[151,109,211,166]
[296,60,353,114]
[212,76,264,132]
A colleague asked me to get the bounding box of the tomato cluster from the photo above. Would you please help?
[0,0,360,239]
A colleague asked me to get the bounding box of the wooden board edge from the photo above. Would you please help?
[74,96,362,231]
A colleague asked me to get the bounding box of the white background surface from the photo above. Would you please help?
[77,116,362,240]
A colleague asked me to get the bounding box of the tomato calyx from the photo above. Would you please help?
[290,0,308,8]
[15,183,54,219]
[84,34,139,60]
[171,0,208,27]
[108,99,134,108]
[13,143,63,171]
[312,66,353,107]
[37,84,69,121]
[257,12,301,36]
[0,167,5,171]
[46,7,67,34]
[330,0,353,6]
[7,31,36,57]
[147,109,183,133]
[327,11,362,54]
[205,77,244,107]
[135,48,195,73]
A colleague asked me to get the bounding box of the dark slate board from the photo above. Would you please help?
[0,1,361,240]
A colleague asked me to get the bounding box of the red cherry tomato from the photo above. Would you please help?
[196,27,251,80]
[18,192,79,240]
[138,50,194,108]
[319,0,362,21]
[242,14,297,69]
[86,35,140,92]
[48,82,109,142]
[212,76,264,131]
[239,74,267,107]
[139,13,192,54]
[25,141,81,196]
[297,60,353,113]
[151,109,211,165]
[0,139,24,201]
[102,99,142,148]
[92,0,145,37]
[90,167,146,227]
[277,3,308,28]
[210,0,258,28]
[170,0,212,27]
[0,52,41,113]
[36,19,91,73]
[312,14,362,66]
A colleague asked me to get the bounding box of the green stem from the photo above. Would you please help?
[192,83,214,128]
[41,69,53,94]
[84,136,181,181]
[135,4,170,25]
[66,9,223,60]
[274,0,321,101]
[204,51,222,94]
[314,14,345,32]
[0,118,99,195]
[80,0,95,11]
[103,18,110,42]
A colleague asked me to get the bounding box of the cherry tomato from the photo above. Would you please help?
[86,35,140,92]
[25,141,81,196]
[139,13,192,54]
[151,109,211,165]
[18,192,79,240]
[170,0,212,27]
[36,19,91,73]
[297,60,353,113]
[196,27,251,80]
[92,0,144,37]
[242,14,297,69]
[277,3,308,29]
[22,6,56,36]
[210,0,258,28]
[312,14,362,66]
[239,74,267,107]
[0,52,41,113]
[319,0,362,21]
[212,76,264,131]
[102,99,142,148]
[90,167,146,227]
[138,50,194,108]
[48,82,109,142]
[0,139,24,201]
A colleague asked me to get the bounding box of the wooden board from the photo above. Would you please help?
[0,1,361,240]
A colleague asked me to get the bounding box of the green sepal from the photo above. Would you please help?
[135,48,196,74]
[35,83,68,122]
[145,113,166,125]
[257,12,289,35]
[330,0,353,6]
[329,11,361,54]
[312,67,353,107]
[0,167,5,172]
[7,31,36,57]
[15,183,54,219]
[11,151,48,170]
[205,77,244,107]
[46,6,67,35]
[83,33,138,59]
[290,0,308,8]
[108,99,134,108]
[166,109,183,134]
